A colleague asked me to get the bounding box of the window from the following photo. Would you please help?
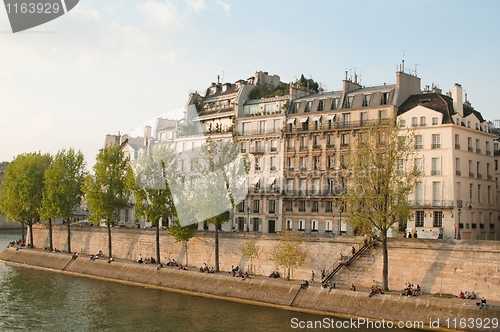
[379,110,386,119]
[331,98,339,110]
[478,184,481,204]
[432,117,438,125]
[412,117,418,127]
[343,113,350,127]
[341,134,349,146]
[456,182,461,201]
[311,220,318,232]
[271,140,277,152]
[286,219,292,230]
[285,201,292,212]
[477,161,481,178]
[287,157,294,171]
[400,119,406,128]
[468,137,473,152]
[476,139,481,153]
[433,182,441,206]
[300,157,307,170]
[313,156,320,170]
[273,119,281,133]
[432,158,440,175]
[294,102,300,113]
[312,179,320,194]
[467,121,471,128]
[299,219,305,230]
[362,94,371,107]
[470,184,473,203]
[496,159,498,171]
[455,158,460,176]
[325,201,333,212]
[432,134,441,149]
[269,200,276,214]
[253,200,260,213]
[415,182,423,205]
[318,100,325,111]
[255,157,261,171]
[325,220,332,232]
[381,92,390,105]
[361,112,368,126]
[327,134,334,147]
[487,163,490,178]
[270,156,277,170]
[242,122,250,135]
[312,201,319,212]
[300,136,307,149]
[433,211,443,227]
[455,134,460,149]
[397,159,404,176]
[486,141,490,154]
[415,211,424,227]
[240,142,246,153]
[415,135,423,149]
[258,121,266,134]
[287,137,294,150]
[420,117,426,126]
[286,179,294,193]
[327,155,335,169]
[415,159,422,176]
[346,96,354,108]
[488,186,491,205]
[313,135,320,147]
[298,201,306,212]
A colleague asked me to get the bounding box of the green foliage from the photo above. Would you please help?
[85,145,130,225]
[240,239,260,274]
[128,142,179,227]
[169,220,196,243]
[248,83,289,100]
[268,230,308,280]
[0,152,52,224]
[295,74,319,91]
[41,148,86,222]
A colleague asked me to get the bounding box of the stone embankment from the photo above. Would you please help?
[1,247,498,331]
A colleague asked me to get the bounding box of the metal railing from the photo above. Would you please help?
[284,119,390,133]
[408,200,454,208]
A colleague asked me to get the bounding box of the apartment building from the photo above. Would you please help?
[398,84,498,240]
[282,69,421,235]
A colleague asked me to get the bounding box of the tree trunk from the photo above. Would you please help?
[185,241,188,267]
[382,232,389,291]
[67,218,71,253]
[49,218,53,252]
[107,222,112,258]
[21,221,25,244]
[215,225,219,272]
[156,219,161,265]
[28,219,33,248]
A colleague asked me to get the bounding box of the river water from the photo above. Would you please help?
[0,230,422,331]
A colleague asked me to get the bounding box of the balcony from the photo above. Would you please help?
[250,147,265,155]
[326,144,335,149]
[456,170,461,176]
[409,200,454,208]
[477,173,482,179]
[486,150,491,156]
[455,144,460,150]
[457,199,463,208]
[281,189,342,197]
[469,172,475,178]
[432,143,441,149]
[468,147,473,152]
[487,175,492,180]
[283,119,390,133]
[476,148,481,154]
[414,144,423,150]
[287,146,295,151]
[237,128,282,136]
[431,170,441,176]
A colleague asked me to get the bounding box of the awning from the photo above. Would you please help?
[251,177,260,185]
[266,177,276,186]
[312,154,320,157]
[299,155,307,157]
[299,117,309,123]
[287,118,296,124]
[326,153,335,156]
[313,115,322,122]
[286,155,294,158]
[326,114,336,121]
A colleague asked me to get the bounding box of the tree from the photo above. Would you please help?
[129,142,180,265]
[268,230,308,280]
[40,149,86,252]
[295,74,319,92]
[239,238,259,275]
[189,138,249,272]
[0,152,51,247]
[84,145,129,258]
[340,119,420,291]
[169,220,196,266]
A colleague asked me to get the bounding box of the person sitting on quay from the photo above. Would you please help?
[72,252,79,260]
[350,284,356,291]
[301,280,309,289]
[469,291,476,300]
[479,297,486,309]
[107,257,114,263]
[328,282,335,292]
[98,250,103,257]
[150,257,156,264]
[137,254,143,264]
[90,254,97,261]
[242,272,249,280]
[459,291,465,299]
[464,291,470,299]
[157,263,163,270]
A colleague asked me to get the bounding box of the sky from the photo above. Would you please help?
[1,0,499,169]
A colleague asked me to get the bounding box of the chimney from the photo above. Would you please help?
[453,83,463,117]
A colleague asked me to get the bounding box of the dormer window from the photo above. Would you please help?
[304,101,313,112]
[432,117,438,125]
[412,117,418,127]
[420,117,426,126]
[345,96,354,108]
[331,98,339,110]
[381,92,390,105]
[362,94,371,107]
[318,100,325,111]
[476,123,479,130]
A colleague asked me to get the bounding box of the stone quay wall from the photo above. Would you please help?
[29,224,500,300]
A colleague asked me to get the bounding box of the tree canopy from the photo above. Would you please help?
[268,230,308,280]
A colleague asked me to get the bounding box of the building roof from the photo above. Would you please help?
[398,93,485,125]
[204,84,239,99]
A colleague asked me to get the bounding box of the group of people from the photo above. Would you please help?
[136,254,157,265]
[90,250,104,261]
[458,290,476,300]
[322,281,336,292]
[401,283,421,296]
[200,263,215,273]
[269,271,280,278]
[369,285,384,297]
[166,258,178,266]
[300,280,309,289]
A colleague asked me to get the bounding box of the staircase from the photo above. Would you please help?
[290,287,307,307]
[322,238,373,283]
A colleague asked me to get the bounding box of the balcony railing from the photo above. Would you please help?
[432,143,441,149]
[457,200,463,208]
[248,186,281,195]
[414,144,423,150]
[486,150,491,155]
[468,147,473,152]
[487,175,492,180]
[477,173,482,179]
[469,172,475,178]
[409,200,454,208]
[455,144,460,150]
[237,128,282,136]
[281,189,342,197]
[431,170,441,176]
[284,119,390,133]
[476,148,481,154]
[456,170,461,176]
[250,147,265,154]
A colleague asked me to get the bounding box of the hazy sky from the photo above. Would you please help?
[1,0,499,169]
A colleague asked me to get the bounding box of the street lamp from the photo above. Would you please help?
[457,207,461,240]
[246,205,250,232]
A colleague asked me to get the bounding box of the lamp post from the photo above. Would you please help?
[246,205,250,232]
[457,207,461,240]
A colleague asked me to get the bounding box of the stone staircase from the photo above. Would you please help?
[290,287,307,307]
[322,238,373,283]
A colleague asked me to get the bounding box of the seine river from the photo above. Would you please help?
[0,230,422,332]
